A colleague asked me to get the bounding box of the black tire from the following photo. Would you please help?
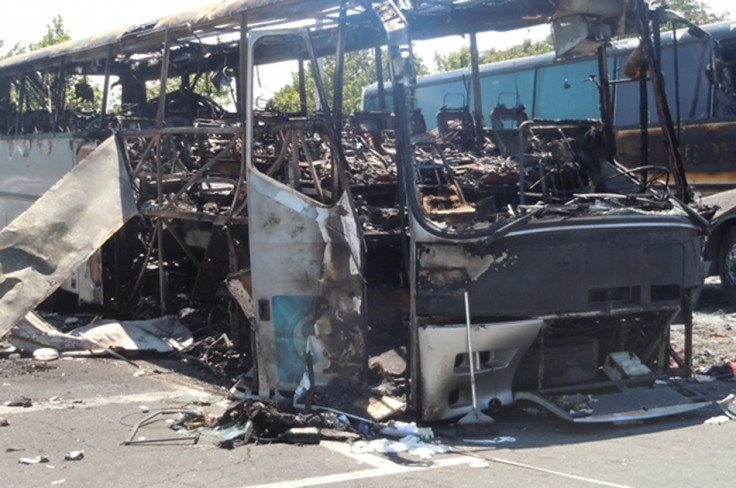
[718,227,736,306]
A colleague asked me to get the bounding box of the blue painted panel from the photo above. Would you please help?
[614,42,712,127]
[363,94,394,112]
[415,79,469,129]
[272,295,316,384]
[480,70,535,127]
[534,58,608,119]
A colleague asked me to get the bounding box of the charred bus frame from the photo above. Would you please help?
[0,0,712,422]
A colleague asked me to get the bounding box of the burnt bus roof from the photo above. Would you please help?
[0,0,338,75]
[0,0,558,77]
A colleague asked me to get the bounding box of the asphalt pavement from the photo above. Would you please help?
[1,355,735,488]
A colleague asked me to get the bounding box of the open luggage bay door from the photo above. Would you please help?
[245,31,366,397]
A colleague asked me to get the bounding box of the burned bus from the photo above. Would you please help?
[0,0,714,422]
[362,19,736,193]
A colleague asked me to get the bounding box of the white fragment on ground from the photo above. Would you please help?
[18,456,50,465]
[716,393,736,419]
[170,388,219,406]
[64,451,84,461]
[704,415,731,425]
[33,347,59,361]
[462,436,516,445]
[378,421,434,439]
[352,435,449,460]
[470,460,490,468]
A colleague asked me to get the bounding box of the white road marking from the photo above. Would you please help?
[245,441,633,488]
[323,439,472,469]
[484,455,633,488]
[244,442,475,488]
[0,389,196,415]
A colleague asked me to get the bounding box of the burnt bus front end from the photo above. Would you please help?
[367,1,712,423]
[411,203,704,421]
[391,107,710,422]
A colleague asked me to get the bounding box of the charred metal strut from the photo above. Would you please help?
[634,1,692,204]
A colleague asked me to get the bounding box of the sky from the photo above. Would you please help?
[0,0,732,95]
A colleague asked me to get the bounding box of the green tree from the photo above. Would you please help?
[30,15,71,51]
[663,0,729,24]
[271,50,381,114]
[4,15,71,58]
[145,75,233,109]
[2,16,85,112]
[433,0,729,73]
[434,37,554,71]
[269,69,305,112]
[270,49,428,114]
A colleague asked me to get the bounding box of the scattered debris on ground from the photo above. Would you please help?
[8,312,193,356]
[704,415,731,425]
[64,451,84,461]
[716,393,736,419]
[2,397,32,408]
[670,278,736,372]
[18,456,49,465]
[352,436,449,460]
[118,393,451,453]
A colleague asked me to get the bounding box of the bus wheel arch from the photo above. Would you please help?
[718,225,736,305]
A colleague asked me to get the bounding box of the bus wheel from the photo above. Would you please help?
[719,227,736,306]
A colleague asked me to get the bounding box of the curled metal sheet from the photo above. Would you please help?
[0,137,138,338]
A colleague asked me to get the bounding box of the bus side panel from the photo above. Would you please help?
[0,136,85,227]
[616,121,736,191]
[613,42,712,128]
[0,136,106,305]
[533,58,608,119]
[0,137,137,336]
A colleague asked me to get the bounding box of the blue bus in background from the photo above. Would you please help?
[362,20,736,191]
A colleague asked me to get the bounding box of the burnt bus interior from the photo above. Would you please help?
[0,0,712,421]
